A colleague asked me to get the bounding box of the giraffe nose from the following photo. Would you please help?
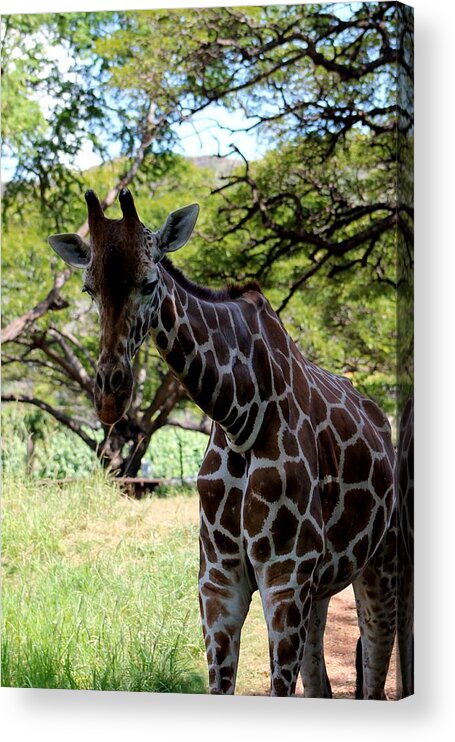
[95,366,125,395]
[94,363,134,425]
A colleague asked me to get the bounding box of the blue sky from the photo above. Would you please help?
[1,26,266,184]
[1,104,265,182]
[70,104,267,172]
[172,105,265,161]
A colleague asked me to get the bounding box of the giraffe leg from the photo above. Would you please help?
[197,427,254,694]
[397,562,414,697]
[355,636,364,699]
[352,529,397,700]
[243,458,324,696]
[300,597,332,698]
[396,398,414,698]
[352,577,395,700]
[198,552,253,695]
[257,568,316,697]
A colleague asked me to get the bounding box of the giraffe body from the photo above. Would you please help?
[396,394,414,697]
[49,190,397,698]
[188,283,396,697]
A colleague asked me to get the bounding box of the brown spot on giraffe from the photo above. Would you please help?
[320,481,341,522]
[251,536,272,562]
[327,489,375,551]
[266,559,296,588]
[330,406,357,441]
[212,374,234,421]
[317,426,341,479]
[219,487,243,537]
[343,437,373,484]
[226,450,247,479]
[271,505,299,555]
[243,493,270,538]
[198,477,224,525]
[311,388,329,428]
[295,520,324,557]
[213,529,239,555]
[247,465,282,505]
[253,402,282,460]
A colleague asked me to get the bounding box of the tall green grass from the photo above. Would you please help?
[1,471,207,692]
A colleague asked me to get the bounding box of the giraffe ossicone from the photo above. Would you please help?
[49,188,398,698]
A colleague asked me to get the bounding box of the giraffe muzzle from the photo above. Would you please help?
[94,363,134,425]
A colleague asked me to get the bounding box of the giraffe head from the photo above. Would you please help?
[48,189,199,425]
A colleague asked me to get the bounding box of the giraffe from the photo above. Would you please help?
[396,394,414,697]
[48,188,397,698]
[355,395,413,700]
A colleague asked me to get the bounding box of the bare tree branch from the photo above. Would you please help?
[2,394,98,450]
[166,417,212,436]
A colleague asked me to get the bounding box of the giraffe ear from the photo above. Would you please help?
[48,233,91,269]
[155,203,199,258]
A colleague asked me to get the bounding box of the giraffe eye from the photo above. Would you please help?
[82,285,94,298]
[142,280,157,295]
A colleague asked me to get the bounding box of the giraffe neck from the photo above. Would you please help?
[146,261,267,451]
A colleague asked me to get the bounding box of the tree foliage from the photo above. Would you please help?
[1,3,413,474]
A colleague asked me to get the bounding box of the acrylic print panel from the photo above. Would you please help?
[1,1,413,699]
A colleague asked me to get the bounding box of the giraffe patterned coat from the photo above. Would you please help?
[49,189,398,698]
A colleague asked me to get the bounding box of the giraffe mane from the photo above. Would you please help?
[161,257,262,303]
